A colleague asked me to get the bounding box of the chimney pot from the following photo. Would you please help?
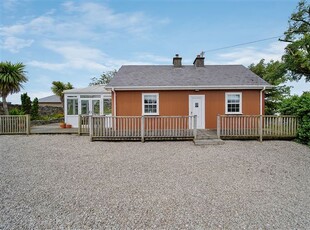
[173,54,182,68]
[193,54,205,67]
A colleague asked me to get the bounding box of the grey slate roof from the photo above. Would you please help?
[64,85,110,94]
[107,65,271,89]
[38,95,61,103]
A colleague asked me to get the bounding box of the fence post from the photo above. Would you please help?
[259,115,263,142]
[78,115,81,135]
[141,116,145,142]
[217,114,220,139]
[26,114,31,135]
[89,115,93,141]
[193,115,197,139]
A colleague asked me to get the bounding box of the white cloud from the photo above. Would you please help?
[1,0,18,10]
[28,41,109,72]
[0,1,168,53]
[1,36,33,53]
[214,41,286,66]
[133,53,172,63]
[27,61,66,71]
[27,40,167,73]
[62,2,149,33]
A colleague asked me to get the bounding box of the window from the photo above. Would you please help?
[103,98,112,115]
[67,98,78,115]
[142,93,159,115]
[225,93,242,114]
[81,100,90,115]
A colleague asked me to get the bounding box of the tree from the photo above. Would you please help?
[31,97,39,120]
[0,62,28,115]
[280,92,310,146]
[249,59,291,115]
[89,70,116,86]
[51,81,73,105]
[21,93,32,114]
[281,0,310,81]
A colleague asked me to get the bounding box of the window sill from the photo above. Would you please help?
[142,113,159,116]
[225,112,243,115]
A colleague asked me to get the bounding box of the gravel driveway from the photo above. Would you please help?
[1,135,310,229]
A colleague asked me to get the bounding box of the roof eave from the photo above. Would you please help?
[105,85,273,91]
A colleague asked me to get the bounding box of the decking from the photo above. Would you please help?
[31,123,78,134]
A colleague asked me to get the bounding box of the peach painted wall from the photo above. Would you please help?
[113,90,263,129]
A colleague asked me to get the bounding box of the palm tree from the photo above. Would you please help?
[0,62,28,115]
[51,81,73,106]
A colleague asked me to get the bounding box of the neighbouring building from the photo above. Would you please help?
[38,95,62,107]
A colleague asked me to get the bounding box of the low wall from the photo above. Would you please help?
[31,118,64,126]
[0,104,63,116]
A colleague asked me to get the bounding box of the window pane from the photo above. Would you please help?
[103,99,112,115]
[143,94,158,114]
[81,100,89,115]
[67,99,78,115]
[227,94,241,113]
[92,100,100,114]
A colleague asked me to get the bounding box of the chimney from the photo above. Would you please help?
[193,54,205,67]
[173,54,182,67]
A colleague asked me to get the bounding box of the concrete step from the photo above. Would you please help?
[194,139,224,145]
[196,136,218,140]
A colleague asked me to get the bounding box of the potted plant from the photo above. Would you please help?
[66,124,72,128]
[60,122,66,128]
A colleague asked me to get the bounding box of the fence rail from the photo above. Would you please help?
[217,115,297,141]
[0,115,30,135]
[89,115,197,141]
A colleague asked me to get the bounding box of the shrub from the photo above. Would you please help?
[9,108,25,115]
[280,92,310,146]
[31,97,39,120]
[21,93,32,114]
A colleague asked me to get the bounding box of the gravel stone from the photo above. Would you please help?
[1,135,310,229]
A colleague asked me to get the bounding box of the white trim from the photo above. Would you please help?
[142,93,159,115]
[112,88,117,116]
[106,85,272,91]
[225,92,242,114]
[260,87,266,115]
[189,95,205,129]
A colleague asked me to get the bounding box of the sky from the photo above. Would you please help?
[0,0,309,104]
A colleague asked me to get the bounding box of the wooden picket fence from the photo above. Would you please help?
[217,115,298,141]
[0,115,31,135]
[86,115,197,141]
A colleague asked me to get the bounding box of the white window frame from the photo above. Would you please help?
[225,92,242,114]
[65,95,78,116]
[142,93,159,115]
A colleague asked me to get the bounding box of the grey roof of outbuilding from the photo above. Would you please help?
[64,85,110,94]
[38,95,61,103]
[107,65,271,89]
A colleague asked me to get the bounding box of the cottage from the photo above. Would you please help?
[106,54,271,130]
[64,85,111,127]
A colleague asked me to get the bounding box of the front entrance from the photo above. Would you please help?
[189,95,205,129]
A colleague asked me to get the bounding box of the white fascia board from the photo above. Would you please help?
[105,85,273,91]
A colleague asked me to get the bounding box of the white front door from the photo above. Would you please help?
[189,95,205,129]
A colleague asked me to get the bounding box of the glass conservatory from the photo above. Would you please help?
[64,85,111,127]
